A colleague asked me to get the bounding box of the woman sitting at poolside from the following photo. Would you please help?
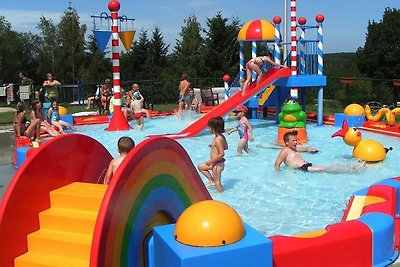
[13,101,42,142]
[30,100,59,137]
[47,101,77,134]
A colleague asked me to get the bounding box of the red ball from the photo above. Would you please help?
[108,0,120,12]
[315,14,325,23]
[223,74,230,82]
[298,17,307,25]
[273,16,282,24]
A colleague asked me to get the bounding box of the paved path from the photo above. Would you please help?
[0,131,15,200]
[0,106,14,133]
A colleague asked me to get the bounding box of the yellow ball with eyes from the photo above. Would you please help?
[174,200,245,247]
[344,104,365,116]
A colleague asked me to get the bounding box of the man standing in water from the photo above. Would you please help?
[177,73,191,117]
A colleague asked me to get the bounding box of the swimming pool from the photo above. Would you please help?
[77,113,400,236]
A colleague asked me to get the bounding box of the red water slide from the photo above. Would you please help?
[169,67,291,139]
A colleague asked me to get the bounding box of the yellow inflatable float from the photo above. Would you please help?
[344,103,365,116]
[58,105,68,116]
[386,108,400,125]
[332,120,392,162]
[364,104,400,125]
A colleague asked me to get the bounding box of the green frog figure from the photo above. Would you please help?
[278,101,307,129]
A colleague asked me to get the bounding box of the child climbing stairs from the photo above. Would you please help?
[14,182,107,267]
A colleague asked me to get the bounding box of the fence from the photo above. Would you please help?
[0,77,227,107]
[0,82,130,106]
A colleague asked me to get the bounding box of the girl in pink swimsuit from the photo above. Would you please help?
[242,52,287,95]
[227,105,254,155]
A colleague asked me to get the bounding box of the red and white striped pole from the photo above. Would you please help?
[290,0,298,99]
[106,0,130,131]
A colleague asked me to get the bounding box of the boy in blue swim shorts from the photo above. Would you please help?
[177,73,191,116]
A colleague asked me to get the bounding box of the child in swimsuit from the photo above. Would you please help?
[104,136,135,184]
[297,162,313,171]
[177,73,191,117]
[30,100,60,137]
[130,91,145,130]
[47,101,76,134]
[188,88,201,113]
[198,116,228,192]
[130,83,151,118]
[274,130,327,172]
[13,101,42,142]
[227,105,254,155]
[242,51,287,95]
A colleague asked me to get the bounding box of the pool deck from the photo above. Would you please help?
[0,123,15,201]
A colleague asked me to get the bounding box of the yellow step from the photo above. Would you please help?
[258,85,275,105]
[15,252,89,267]
[39,208,98,235]
[15,182,107,266]
[27,229,92,260]
[50,182,107,212]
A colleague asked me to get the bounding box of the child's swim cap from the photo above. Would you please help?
[235,105,248,113]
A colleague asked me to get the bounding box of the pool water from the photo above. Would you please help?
[78,113,400,236]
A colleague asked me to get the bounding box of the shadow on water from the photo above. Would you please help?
[0,130,17,201]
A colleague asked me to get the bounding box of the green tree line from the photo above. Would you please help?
[0,6,399,106]
[308,8,400,109]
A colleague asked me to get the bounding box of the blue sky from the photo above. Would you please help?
[1,0,399,53]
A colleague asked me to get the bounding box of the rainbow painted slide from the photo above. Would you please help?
[165,67,291,139]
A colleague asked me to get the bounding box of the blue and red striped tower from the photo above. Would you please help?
[105,0,131,131]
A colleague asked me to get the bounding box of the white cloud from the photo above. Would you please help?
[184,0,218,8]
[2,9,62,33]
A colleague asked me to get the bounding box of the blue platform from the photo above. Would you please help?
[16,146,31,168]
[60,114,74,127]
[152,223,272,267]
[274,75,327,87]
[334,113,366,127]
